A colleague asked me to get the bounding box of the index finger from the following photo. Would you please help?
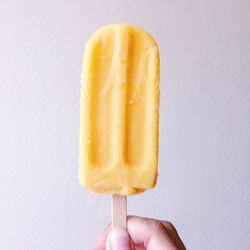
[127,216,179,250]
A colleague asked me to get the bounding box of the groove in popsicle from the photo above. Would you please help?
[111,27,129,167]
[124,31,146,167]
[88,33,114,167]
[144,45,159,167]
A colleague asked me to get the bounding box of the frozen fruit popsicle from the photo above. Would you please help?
[79,24,159,196]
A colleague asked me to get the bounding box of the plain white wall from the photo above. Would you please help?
[1,0,250,249]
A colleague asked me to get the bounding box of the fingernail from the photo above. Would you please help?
[110,228,132,250]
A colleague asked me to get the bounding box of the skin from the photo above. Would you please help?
[95,216,186,250]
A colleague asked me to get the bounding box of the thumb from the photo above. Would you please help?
[109,228,133,250]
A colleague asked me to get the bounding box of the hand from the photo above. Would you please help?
[95,216,186,250]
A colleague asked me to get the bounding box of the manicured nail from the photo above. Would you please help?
[110,229,132,250]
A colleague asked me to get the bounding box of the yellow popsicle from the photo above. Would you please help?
[79,24,160,195]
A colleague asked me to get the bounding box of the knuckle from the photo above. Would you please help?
[150,219,166,233]
[161,220,176,231]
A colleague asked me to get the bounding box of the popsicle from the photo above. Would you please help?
[79,24,159,196]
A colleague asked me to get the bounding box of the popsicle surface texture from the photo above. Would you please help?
[79,24,159,195]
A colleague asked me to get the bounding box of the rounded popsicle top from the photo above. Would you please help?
[85,23,159,51]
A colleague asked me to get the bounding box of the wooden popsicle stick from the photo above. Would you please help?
[112,194,127,229]
[106,195,127,250]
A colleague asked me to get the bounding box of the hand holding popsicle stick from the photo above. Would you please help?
[79,24,160,250]
[97,215,186,250]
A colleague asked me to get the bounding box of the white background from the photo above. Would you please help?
[1,0,250,249]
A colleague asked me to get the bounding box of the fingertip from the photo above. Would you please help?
[94,224,112,250]
[106,232,112,250]
[110,228,133,250]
